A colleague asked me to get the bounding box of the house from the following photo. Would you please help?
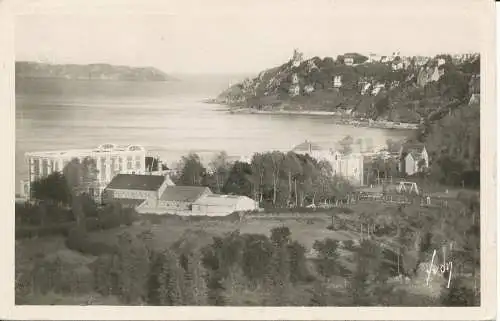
[437,58,446,66]
[344,57,354,66]
[371,83,385,96]
[191,194,259,216]
[398,143,429,176]
[430,66,442,82]
[304,84,315,94]
[469,93,480,105]
[292,140,364,186]
[361,83,371,95]
[333,75,343,88]
[291,49,304,68]
[102,173,175,207]
[289,84,300,97]
[291,73,299,84]
[391,61,404,71]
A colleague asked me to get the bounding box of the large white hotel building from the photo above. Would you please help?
[21,143,147,201]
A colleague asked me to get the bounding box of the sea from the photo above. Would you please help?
[15,75,410,193]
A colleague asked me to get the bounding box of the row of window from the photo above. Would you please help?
[30,156,143,181]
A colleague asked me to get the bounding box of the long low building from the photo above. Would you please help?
[192,194,259,216]
[137,185,259,216]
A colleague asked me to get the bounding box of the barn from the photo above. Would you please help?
[102,174,174,207]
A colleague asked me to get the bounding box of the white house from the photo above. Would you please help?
[371,83,385,96]
[392,61,404,71]
[292,140,364,186]
[289,84,300,97]
[399,143,429,176]
[361,83,371,95]
[344,57,354,66]
[333,75,343,88]
[191,194,259,216]
[437,58,446,66]
[304,84,315,94]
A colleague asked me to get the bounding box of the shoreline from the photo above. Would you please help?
[211,104,419,130]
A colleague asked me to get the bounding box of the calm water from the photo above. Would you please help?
[15,76,410,192]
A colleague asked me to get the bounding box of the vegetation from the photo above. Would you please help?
[216,51,479,125]
[172,150,354,208]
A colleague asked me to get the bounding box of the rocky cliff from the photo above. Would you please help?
[215,50,480,123]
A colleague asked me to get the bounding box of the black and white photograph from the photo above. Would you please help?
[1,0,497,319]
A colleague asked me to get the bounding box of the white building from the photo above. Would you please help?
[292,141,364,186]
[333,75,343,88]
[304,84,315,94]
[344,57,354,66]
[192,194,259,216]
[371,83,385,96]
[437,58,446,66]
[289,84,300,97]
[23,143,147,201]
[392,61,404,71]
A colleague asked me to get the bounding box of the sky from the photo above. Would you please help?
[14,0,488,74]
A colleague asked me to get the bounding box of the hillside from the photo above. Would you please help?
[16,61,174,82]
[214,50,480,124]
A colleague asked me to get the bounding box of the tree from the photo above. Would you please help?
[115,231,151,304]
[313,238,344,279]
[30,172,71,205]
[222,161,253,197]
[338,135,354,155]
[174,153,207,186]
[63,157,99,233]
[207,151,232,193]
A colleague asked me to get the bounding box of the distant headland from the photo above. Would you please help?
[15,61,175,82]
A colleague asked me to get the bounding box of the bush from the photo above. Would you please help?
[15,222,74,239]
[65,228,117,256]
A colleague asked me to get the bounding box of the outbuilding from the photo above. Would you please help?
[192,194,259,216]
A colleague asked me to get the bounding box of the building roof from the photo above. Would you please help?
[25,144,145,158]
[401,143,426,159]
[193,194,254,207]
[160,186,211,202]
[292,140,325,153]
[106,174,166,191]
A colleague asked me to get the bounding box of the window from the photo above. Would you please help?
[135,156,141,170]
[127,156,133,170]
[41,159,48,177]
[100,158,106,181]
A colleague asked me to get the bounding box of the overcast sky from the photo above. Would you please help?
[15,0,487,74]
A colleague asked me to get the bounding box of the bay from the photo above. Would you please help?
[15,76,410,193]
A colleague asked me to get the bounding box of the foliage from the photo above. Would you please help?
[31,172,71,205]
[173,153,208,186]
